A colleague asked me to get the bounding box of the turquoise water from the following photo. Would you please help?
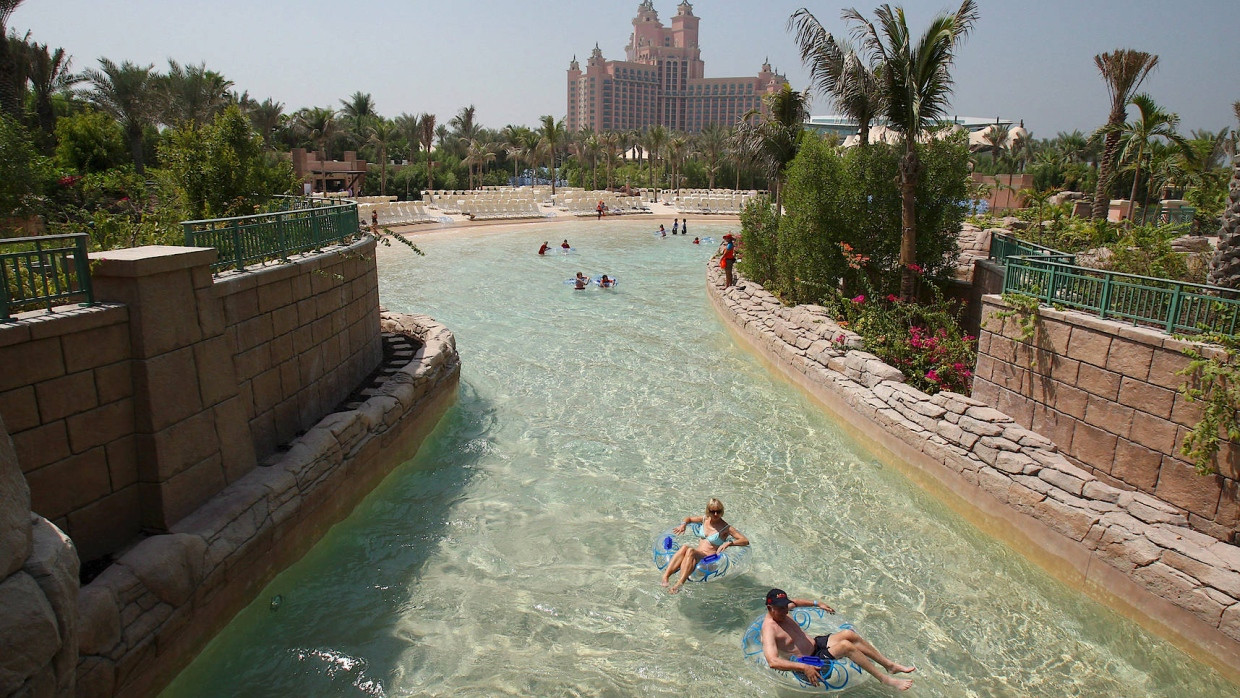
[163,221,1234,697]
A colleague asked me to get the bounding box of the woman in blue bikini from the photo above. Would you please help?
[660,498,748,593]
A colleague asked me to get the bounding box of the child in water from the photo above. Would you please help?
[599,274,615,288]
[659,225,666,238]
[692,237,700,245]
[538,241,549,255]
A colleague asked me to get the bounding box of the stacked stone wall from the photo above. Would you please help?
[973,296,1238,544]
[706,261,1240,677]
[0,306,137,562]
[0,413,80,696]
[216,242,382,460]
[73,312,459,698]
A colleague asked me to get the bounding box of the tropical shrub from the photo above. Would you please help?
[827,291,977,395]
[54,110,127,174]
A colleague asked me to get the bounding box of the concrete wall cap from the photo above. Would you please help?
[89,246,217,277]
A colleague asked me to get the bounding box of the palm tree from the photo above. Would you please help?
[163,60,233,127]
[734,83,810,228]
[418,112,437,191]
[1103,93,1188,221]
[980,123,1011,170]
[643,125,668,190]
[83,57,159,173]
[789,8,884,147]
[367,118,399,195]
[666,134,690,196]
[450,105,479,157]
[250,98,284,149]
[538,115,566,194]
[340,91,376,146]
[1055,129,1089,164]
[695,124,729,190]
[580,131,603,190]
[0,0,25,118]
[296,106,337,160]
[844,0,979,300]
[1090,49,1159,219]
[602,131,621,189]
[462,138,495,189]
[26,42,80,136]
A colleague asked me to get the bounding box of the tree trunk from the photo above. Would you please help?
[128,125,145,175]
[1092,113,1124,219]
[898,144,921,302]
[1127,146,1143,223]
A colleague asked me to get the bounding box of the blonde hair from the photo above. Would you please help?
[706,498,724,514]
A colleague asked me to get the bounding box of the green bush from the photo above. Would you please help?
[54,110,126,174]
[736,194,777,287]
[760,132,969,304]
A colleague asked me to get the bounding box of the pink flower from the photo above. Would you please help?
[925,370,939,383]
[886,294,898,303]
[953,362,966,372]
[852,294,865,304]
[833,334,845,344]
[907,263,923,273]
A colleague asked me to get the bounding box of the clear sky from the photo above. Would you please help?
[12,0,1240,139]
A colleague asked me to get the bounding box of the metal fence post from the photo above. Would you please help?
[1167,284,1183,333]
[1098,271,1111,320]
[74,234,94,307]
[231,220,244,271]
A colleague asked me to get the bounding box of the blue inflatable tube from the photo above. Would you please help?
[651,523,749,583]
[593,276,618,287]
[740,607,868,692]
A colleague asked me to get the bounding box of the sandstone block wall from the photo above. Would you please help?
[74,312,459,698]
[973,295,1238,544]
[0,305,137,562]
[0,237,383,567]
[707,262,1240,677]
[215,240,382,460]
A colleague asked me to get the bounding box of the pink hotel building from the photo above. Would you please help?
[567,1,789,134]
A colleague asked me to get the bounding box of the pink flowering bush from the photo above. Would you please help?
[826,291,976,395]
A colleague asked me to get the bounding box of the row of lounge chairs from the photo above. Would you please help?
[357,202,445,227]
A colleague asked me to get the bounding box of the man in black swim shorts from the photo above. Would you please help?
[759,588,915,690]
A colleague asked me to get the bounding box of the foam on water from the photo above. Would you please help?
[161,221,1235,697]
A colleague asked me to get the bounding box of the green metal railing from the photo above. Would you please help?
[1,233,94,321]
[182,197,361,272]
[988,232,1076,266]
[1003,257,1240,335]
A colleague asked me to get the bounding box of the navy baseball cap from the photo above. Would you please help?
[765,588,791,607]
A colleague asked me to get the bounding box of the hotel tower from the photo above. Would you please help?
[566,1,789,134]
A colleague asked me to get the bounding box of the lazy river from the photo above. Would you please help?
[162,220,1235,696]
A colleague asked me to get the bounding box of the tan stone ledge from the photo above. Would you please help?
[0,303,127,346]
[89,246,218,277]
[712,266,1240,685]
[211,236,376,295]
[75,311,460,698]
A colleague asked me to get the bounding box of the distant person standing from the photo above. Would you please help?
[561,239,571,250]
[681,219,687,236]
[721,233,736,287]
[672,218,679,235]
[597,200,605,220]
[658,224,666,238]
[370,209,378,231]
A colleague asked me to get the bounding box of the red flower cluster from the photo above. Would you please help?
[57,175,81,188]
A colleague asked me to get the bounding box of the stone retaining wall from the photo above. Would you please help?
[0,413,80,697]
[973,295,1238,543]
[74,312,459,698]
[217,245,381,460]
[706,261,1240,679]
[0,305,137,563]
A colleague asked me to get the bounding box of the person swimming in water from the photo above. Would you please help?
[561,239,571,250]
[760,588,915,690]
[660,497,748,593]
[658,225,666,238]
[538,241,549,255]
[692,237,700,245]
[599,274,615,288]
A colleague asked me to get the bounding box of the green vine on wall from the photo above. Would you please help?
[1178,334,1240,476]
[992,292,1042,368]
